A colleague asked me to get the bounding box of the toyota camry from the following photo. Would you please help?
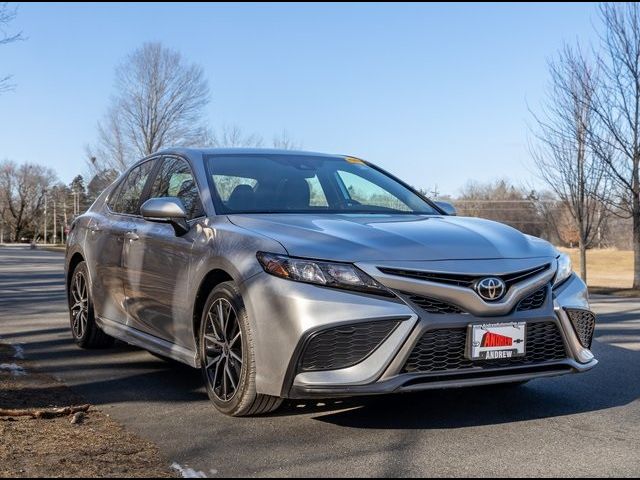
[65,149,597,416]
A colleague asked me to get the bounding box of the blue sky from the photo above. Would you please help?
[0,2,599,195]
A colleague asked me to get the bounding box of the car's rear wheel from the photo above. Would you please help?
[199,281,282,416]
[68,261,114,349]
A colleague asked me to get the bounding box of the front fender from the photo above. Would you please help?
[185,216,288,353]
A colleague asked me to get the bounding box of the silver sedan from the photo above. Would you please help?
[65,148,597,416]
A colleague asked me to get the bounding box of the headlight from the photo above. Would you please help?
[554,253,573,287]
[256,252,392,296]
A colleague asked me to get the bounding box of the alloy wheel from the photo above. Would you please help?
[203,298,244,402]
[70,271,88,339]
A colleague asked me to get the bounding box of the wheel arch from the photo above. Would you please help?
[66,252,85,299]
[192,268,235,351]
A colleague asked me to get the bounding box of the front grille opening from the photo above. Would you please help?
[378,264,551,290]
[403,321,567,374]
[565,308,596,349]
[516,285,548,311]
[501,264,551,287]
[403,293,466,315]
[299,320,400,372]
[378,269,476,288]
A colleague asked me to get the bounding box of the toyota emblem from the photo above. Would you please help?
[475,277,506,301]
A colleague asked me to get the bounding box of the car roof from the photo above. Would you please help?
[155,147,349,160]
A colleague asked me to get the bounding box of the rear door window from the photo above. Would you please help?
[109,160,155,215]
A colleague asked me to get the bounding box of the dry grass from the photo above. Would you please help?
[0,343,176,478]
[559,248,634,291]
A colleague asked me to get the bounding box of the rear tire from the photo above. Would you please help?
[199,281,282,416]
[68,261,114,349]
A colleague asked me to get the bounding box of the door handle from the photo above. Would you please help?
[125,231,140,241]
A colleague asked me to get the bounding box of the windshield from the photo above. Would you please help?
[205,154,439,215]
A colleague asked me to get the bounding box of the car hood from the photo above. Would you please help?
[227,214,557,263]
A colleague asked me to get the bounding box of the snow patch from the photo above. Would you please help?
[13,345,24,360]
[171,463,208,478]
[0,363,26,376]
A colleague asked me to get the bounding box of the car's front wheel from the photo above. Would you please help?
[68,261,114,349]
[199,281,282,416]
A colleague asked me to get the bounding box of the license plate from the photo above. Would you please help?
[467,322,526,360]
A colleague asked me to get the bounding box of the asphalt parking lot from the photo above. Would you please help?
[0,245,638,477]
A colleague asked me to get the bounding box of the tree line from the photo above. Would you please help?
[0,167,103,243]
[432,179,625,253]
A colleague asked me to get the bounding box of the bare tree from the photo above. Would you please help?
[272,130,302,150]
[530,44,610,282]
[88,106,130,173]
[0,161,56,242]
[206,126,302,150]
[0,193,8,243]
[587,3,640,288]
[207,124,264,148]
[87,168,118,204]
[455,180,547,238]
[0,2,24,93]
[89,42,210,173]
[532,191,573,247]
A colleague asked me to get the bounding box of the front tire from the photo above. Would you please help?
[68,261,114,349]
[199,281,282,416]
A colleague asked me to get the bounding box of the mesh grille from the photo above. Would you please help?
[403,293,466,314]
[300,320,400,372]
[565,308,596,348]
[403,321,567,374]
[516,286,547,311]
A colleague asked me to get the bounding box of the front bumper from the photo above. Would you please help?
[241,268,597,399]
[290,359,595,399]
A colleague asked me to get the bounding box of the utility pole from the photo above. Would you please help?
[53,194,57,245]
[43,190,47,245]
[62,195,68,244]
[71,190,77,217]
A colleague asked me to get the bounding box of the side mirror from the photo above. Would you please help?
[435,201,457,216]
[141,197,190,236]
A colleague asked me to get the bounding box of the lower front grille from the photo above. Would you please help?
[403,321,567,374]
[300,320,400,372]
[565,308,596,348]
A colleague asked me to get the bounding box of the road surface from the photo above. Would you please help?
[0,246,638,477]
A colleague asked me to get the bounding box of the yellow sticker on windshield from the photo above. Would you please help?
[345,156,366,165]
